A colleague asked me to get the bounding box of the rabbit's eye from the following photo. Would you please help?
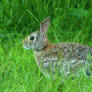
[30,36,34,40]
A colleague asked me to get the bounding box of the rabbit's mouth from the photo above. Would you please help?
[23,44,31,50]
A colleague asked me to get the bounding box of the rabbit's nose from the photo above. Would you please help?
[22,39,28,45]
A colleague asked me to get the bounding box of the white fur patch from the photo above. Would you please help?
[44,57,57,62]
[23,44,30,49]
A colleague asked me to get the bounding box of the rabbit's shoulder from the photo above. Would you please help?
[34,43,59,59]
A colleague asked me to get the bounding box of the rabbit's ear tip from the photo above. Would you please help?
[46,16,50,20]
[41,17,50,23]
[40,17,50,32]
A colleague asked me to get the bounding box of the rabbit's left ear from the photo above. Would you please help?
[40,17,50,33]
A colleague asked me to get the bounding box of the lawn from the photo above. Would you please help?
[0,0,92,92]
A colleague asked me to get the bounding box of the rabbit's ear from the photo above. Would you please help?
[40,17,50,33]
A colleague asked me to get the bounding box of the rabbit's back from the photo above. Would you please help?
[58,43,92,61]
[35,43,92,63]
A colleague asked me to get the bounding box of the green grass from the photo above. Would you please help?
[0,0,92,92]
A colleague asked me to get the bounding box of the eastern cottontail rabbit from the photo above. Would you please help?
[23,17,92,77]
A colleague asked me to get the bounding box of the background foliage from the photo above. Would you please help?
[0,0,92,92]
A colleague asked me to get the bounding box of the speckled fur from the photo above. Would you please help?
[23,17,92,77]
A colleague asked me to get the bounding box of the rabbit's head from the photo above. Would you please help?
[23,17,50,51]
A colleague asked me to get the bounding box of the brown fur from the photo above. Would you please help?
[23,17,92,77]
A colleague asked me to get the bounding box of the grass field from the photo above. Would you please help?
[0,0,92,92]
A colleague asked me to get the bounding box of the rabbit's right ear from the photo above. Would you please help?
[40,17,50,33]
